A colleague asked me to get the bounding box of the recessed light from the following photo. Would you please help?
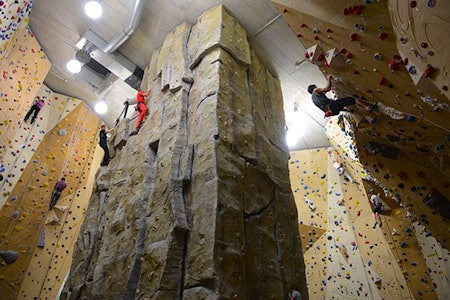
[95,101,108,114]
[85,1,103,19]
[66,59,81,73]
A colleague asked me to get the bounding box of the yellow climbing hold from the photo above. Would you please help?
[14,226,23,231]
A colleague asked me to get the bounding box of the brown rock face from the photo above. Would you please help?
[62,5,306,299]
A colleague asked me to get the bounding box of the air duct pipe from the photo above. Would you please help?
[103,0,146,53]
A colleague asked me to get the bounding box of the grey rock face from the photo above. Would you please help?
[62,5,306,300]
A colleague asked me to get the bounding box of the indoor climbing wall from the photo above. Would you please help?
[276,2,449,296]
[274,0,449,177]
[0,21,103,299]
[0,23,51,184]
[0,91,102,299]
[289,146,446,300]
[62,6,306,299]
[0,0,33,64]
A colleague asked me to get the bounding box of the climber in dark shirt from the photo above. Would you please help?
[49,177,67,210]
[308,75,374,117]
[99,124,114,166]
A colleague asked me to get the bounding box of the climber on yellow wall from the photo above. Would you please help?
[49,177,67,210]
[369,189,384,229]
[308,75,376,117]
[24,96,45,124]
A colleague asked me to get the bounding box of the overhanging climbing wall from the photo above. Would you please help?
[62,5,307,299]
[274,0,449,178]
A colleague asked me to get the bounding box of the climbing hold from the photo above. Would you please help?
[398,171,408,180]
[427,0,435,7]
[410,1,417,8]
[406,116,415,122]
[420,42,428,48]
[423,64,434,78]
[400,241,408,248]
[389,60,400,71]
[350,33,358,41]
[0,250,19,264]
[399,37,407,44]
[312,28,319,34]
[379,32,388,40]
[352,5,363,15]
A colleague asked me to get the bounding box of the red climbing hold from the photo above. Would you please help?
[423,64,434,78]
[379,32,388,40]
[398,171,408,180]
[353,5,363,15]
[389,60,400,71]
[350,33,358,41]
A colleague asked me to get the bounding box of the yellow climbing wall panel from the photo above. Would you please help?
[0,98,101,299]
[0,23,103,299]
[289,148,440,299]
[0,25,51,171]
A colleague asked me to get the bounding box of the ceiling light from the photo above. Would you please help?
[286,130,299,147]
[95,101,108,114]
[66,59,82,73]
[84,1,103,19]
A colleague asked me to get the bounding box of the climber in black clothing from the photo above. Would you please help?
[308,75,375,117]
[99,124,113,166]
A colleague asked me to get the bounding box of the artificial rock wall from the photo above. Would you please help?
[62,5,307,299]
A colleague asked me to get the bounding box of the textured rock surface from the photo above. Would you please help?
[62,5,306,299]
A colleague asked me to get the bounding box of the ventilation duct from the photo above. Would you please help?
[103,0,145,54]
[74,0,146,90]
[76,30,143,90]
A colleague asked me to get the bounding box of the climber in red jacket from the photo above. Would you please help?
[134,89,151,133]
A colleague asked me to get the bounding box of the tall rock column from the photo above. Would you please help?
[62,5,306,299]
